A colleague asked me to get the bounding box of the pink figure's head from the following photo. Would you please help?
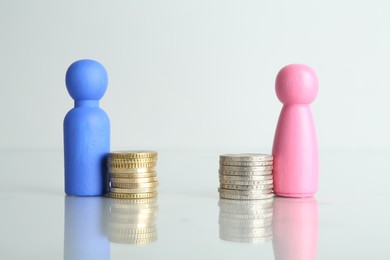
[275,64,318,105]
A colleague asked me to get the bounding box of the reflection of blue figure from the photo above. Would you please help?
[64,196,110,260]
[64,59,110,196]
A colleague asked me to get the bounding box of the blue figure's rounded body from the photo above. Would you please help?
[64,60,110,196]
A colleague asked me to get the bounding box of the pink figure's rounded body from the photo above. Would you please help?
[272,64,319,198]
[272,197,319,260]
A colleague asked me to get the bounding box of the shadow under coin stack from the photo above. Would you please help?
[107,198,159,245]
[218,198,274,244]
[219,154,274,200]
[106,151,158,199]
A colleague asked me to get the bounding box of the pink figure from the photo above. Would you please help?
[272,64,319,198]
[272,197,319,260]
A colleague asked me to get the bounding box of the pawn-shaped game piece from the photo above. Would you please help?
[64,59,110,196]
[272,64,319,198]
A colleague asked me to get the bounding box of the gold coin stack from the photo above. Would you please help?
[108,197,159,245]
[106,151,158,199]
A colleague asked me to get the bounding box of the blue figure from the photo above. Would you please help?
[64,59,110,196]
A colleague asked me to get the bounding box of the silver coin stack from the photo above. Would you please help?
[218,198,274,244]
[219,153,274,200]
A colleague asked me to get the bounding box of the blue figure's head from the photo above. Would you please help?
[66,59,108,101]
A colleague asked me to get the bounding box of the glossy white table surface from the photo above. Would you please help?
[0,148,388,259]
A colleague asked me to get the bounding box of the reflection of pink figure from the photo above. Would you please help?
[272,64,319,197]
[272,197,318,260]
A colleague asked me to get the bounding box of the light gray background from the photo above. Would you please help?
[1,1,390,259]
[1,0,389,151]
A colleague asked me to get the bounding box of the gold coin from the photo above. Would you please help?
[109,167,156,174]
[110,212,158,222]
[111,181,159,189]
[110,177,157,184]
[110,172,157,179]
[108,197,158,206]
[110,206,158,214]
[108,236,157,245]
[106,192,158,199]
[110,187,158,194]
[110,205,158,213]
[109,216,158,225]
[109,221,156,229]
[109,230,157,239]
[110,214,157,223]
[108,226,156,234]
[108,162,156,169]
[109,202,158,211]
[108,157,157,164]
[109,231,157,239]
[109,151,158,159]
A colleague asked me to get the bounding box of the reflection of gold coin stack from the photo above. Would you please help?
[106,151,158,199]
[108,198,159,245]
[218,198,273,244]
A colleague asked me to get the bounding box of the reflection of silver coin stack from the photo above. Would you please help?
[108,198,158,245]
[218,198,273,244]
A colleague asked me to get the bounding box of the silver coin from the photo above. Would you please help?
[218,203,273,210]
[219,175,273,181]
[220,223,273,230]
[219,188,273,195]
[218,201,274,209]
[219,215,273,223]
[219,205,273,214]
[220,179,274,186]
[218,197,274,206]
[220,193,274,200]
[219,170,273,176]
[219,227,273,238]
[220,153,273,162]
[219,217,273,227]
[220,183,273,191]
[219,211,273,220]
[220,160,273,167]
[219,205,273,215]
[219,235,272,244]
[219,165,273,172]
